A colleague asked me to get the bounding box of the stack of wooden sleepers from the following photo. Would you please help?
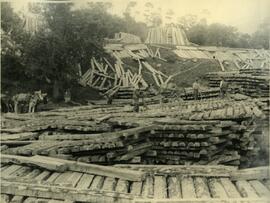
[239,68,270,76]
[106,86,220,101]
[181,87,221,100]
[2,126,154,164]
[2,97,266,167]
[139,98,265,167]
[1,155,269,203]
[205,71,269,97]
[105,86,157,100]
[145,25,190,46]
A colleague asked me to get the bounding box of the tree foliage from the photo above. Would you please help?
[180,14,269,49]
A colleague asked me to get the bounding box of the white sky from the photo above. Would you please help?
[9,0,270,34]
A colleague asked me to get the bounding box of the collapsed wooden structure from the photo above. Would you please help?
[79,56,148,90]
[79,54,172,92]
[174,46,270,71]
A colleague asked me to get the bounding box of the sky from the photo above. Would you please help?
[9,0,270,34]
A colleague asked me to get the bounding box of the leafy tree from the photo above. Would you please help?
[143,2,162,27]
[21,2,137,100]
[1,2,31,93]
[177,14,198,31]
[250,19,270,49]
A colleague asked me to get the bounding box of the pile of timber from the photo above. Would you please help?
[144,118,259,167]
[2,126,154,165]
[105,32,142,44]
[181,87,220,100]
[79,57,115,90]
[239,68,270,76]
[109,98,265,167]
[141,61,171,87]
[79,56,173,100]
[107,86,154,100]
[1,157,270,203]
[104,43,150,60]
[79,57,148,90]
[205,72,269,97]
[173,46,270,71]
[1,97,266,167]
[145,24,190,46]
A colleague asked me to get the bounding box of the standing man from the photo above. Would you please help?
[159,85,166,110]
[133,88,140,112]
[192,79,200,100]
[64,89,71,103]
[220,77,228,98]
[141,87,149,111]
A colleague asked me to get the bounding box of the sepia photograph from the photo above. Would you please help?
[0,0,270,202]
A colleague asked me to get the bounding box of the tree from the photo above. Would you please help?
[21,2,132,100]
[177,14,198,31]
[250,19,270,49]
[143,2,162,27]
[1,2,31,92]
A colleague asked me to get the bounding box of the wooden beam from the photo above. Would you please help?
[115,165,236,177]
[1,180,135,203]
[1,155,146,181]
[1,154,68,172]
[93,57,105,73]
[218,59,225,71]
[231,167,270,181]
[133,198,270,203]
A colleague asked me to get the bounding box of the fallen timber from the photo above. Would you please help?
[1,160,269,203]
[0,154,145,181]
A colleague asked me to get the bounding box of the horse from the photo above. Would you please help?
[1,93,13,113]
[12,90,47,113]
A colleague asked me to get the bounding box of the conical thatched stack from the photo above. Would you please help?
[145,24,190,45]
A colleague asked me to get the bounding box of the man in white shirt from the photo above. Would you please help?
[192,79,200,100]
[220,77,228,98]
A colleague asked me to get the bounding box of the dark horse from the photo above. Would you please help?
[1,93,13,113]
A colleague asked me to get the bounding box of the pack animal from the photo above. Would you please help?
[1,93,13,113]
[12,91,46,113]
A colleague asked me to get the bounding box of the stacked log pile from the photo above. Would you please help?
[2,126,154,165]
[105,32,142,44]
[145,25,190,46]
[205,72,269,97]
[134,99,264,167]
[181,87,220,100]
[1,97,266,167]
[239,68,270,76]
